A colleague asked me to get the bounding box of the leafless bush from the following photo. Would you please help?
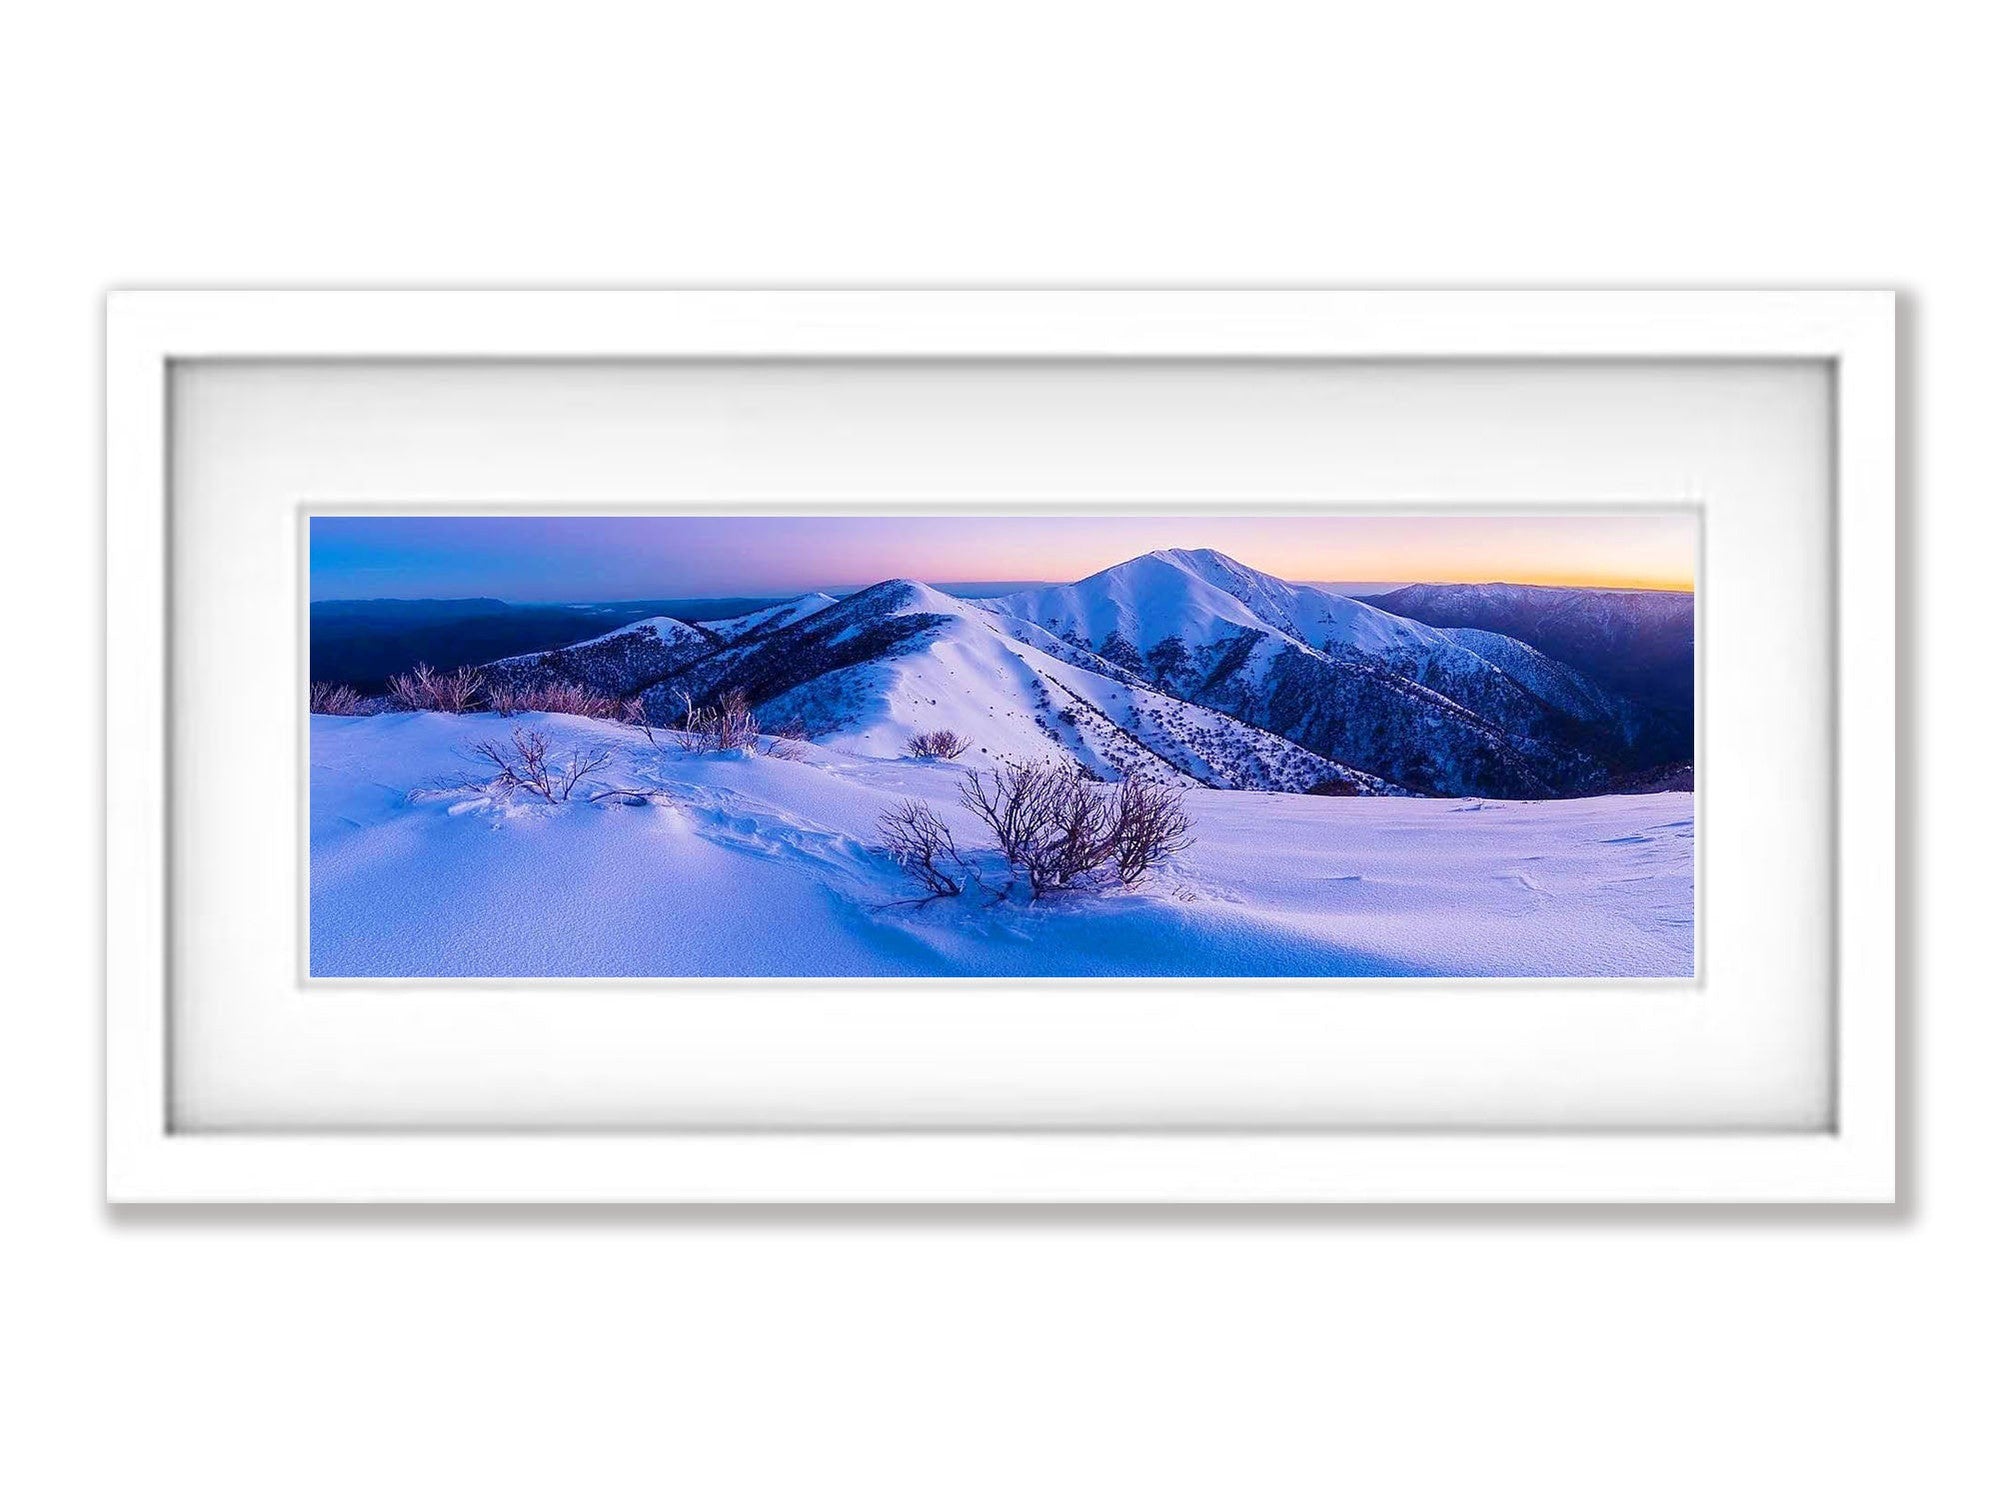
[489,681,619,719]
[1108,776,1194,884]
[557,747,614,801]
[958,760,1196,898]
[464,727,611,803]
[905,728,971,760]
[960,759,1068,872]
[760,717,811,760]
[1028,774,1119,895]
[876,800,966,898]
[626,691,803,758]
[957,760,1108,897]
[388,662,485,713]
[676,688,762,753]
[308,681,369,716]
[623,695,664,747]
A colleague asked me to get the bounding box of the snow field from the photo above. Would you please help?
[310,710,1695,978]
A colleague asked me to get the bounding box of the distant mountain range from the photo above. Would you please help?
[308,596,803,691]
[317,550,1695,798]
[1367,580,1695,768]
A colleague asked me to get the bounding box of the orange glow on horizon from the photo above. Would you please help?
[806,523,1699,596]
[312,513,1699,602]
[1324,570,1692,593]
[794,515,1701,598]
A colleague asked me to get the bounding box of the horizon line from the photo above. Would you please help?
[312,518,1698,603]
[313,574,1697,606]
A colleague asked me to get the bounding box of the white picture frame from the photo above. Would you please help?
[106,289,1895,1203]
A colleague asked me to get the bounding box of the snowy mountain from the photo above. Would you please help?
[985,549,1647,797]
[701,591,839,643]
[483,614,719,698]
[1143,547,1450,655]
[632,579,1388,794]
[1439,627,1616,724]
[464,552,1693,799]
[1370,581,1695,760]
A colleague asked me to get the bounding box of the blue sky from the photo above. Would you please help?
[309,514,1697,602]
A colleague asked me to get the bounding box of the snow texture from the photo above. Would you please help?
[980,549,1657,797]
[462,550,1695,800]
[311,711,1694,979]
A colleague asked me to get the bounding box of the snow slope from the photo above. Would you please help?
[986,550,1282,654]
[1147,547,1452,655]
[989,547,1459,658]
[1371,580,1696,705]
[444,549,1687,800]
[483,614,717,697]
[993,548,1622,725]
[1438,626,1617,724]
[311,710,1695,979]
[702,591,839,643]
[638,578,1386,793]
[982,548,1641,795]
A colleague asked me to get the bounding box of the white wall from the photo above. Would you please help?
[5,4,1987,1495]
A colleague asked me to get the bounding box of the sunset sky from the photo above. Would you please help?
[310,513,1698,601]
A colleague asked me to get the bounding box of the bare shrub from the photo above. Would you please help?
[763,717,812,761]
[959,759,1069,871]
[710,688,761,751]
[676,688,762,753]
[905,728,971,760]
[959,760,1197,898]
[623,695,663,747]
[958,760,1110,898]
[309,681,369,716]
[1109,776,1194,884]
[877,800,965,898]
[627,691,802,757]
[1028,775,1118,895]
[464,727,611,804]
[489,681,619,719]
[557,746,614,801]
[388,662,485,713]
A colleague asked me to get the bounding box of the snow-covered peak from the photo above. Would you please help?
[703,591,839,642]
[840,578,989,621]
[582,614,712,648]
[1148,546,1258,582]
[990,547,1450,660]
[1138,547,1450,655]
[479,612,721,698]
[985,553,1276,654]
[483,613,710,670]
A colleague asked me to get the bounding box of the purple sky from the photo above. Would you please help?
[309,514,1697,602]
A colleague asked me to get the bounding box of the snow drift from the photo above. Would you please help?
[310,710,1695,979]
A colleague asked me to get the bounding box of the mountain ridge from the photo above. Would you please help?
[430,551,1696,799]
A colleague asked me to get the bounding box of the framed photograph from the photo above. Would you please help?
[106,289,1895,1202]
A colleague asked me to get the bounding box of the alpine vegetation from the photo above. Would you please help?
[905,728,972,760]
[387,662,486,714]
[461,727,612,805]
[876,799,967,899]
[950,759,1193,899]
[675,688,764,754]
[488,680,622,720]
[308,680,371,716]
